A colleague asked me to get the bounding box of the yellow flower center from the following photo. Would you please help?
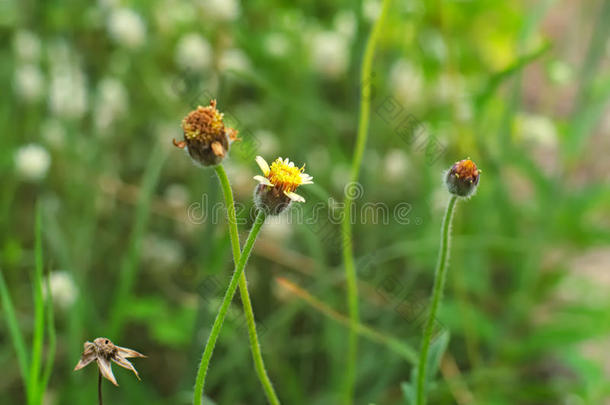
[267,158,304,193]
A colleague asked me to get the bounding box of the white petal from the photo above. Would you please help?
[255,156,270,176]
[284,191,305,202]
[253,175,273,186]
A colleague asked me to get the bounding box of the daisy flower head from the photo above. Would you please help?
[253,155,313,215]
[445,158,480,198]
[173,100,239,167]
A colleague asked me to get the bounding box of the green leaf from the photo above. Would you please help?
[401,381,415,405]
[426,330,450,382]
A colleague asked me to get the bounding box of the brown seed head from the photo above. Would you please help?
[174,100,239,167]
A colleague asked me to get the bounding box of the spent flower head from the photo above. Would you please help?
[174,100,239,167]
[74,337,146,386]
[253,155,313,215]
[445,158,480,197]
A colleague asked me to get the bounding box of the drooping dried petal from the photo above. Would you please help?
[116,346,147,359]
[74,341,97,371]
[112,356,141,380]
[97,357,118,386]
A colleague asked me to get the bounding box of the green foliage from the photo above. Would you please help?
[2,0,610,404]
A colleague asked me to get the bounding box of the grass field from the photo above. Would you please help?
[2,0,610,404]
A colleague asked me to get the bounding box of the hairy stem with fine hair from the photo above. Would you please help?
[193,208,266,405]
[341,0,392,402]
[416,195,458,405]
[214,165,280,404]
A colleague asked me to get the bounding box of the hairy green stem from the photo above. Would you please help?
[193,209,266,405]
[341,0,392,402]
[416,195,458,405]
[214,165,280,404]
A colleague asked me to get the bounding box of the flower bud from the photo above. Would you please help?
[173,100,238,167]
[445,158,480,197]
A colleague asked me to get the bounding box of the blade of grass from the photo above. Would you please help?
[40,270,56,400]
[275,277,418,364]
[341,0,393,402]
[474,42,551,109]
[571,0,610,113]
[0,269,31,389]
[108,143,168,337]
[29,203,45,405]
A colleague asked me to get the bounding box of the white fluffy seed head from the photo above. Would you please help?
[310,30,349,79]
[199,0,240,22]
[46,271,78,309]
[14,144,51,181]
[14,64,45,102]
[175,33,213,70]
[13,30,41,62]
[107,8,147,49]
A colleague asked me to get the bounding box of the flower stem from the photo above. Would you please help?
[416,195,458,405]
[214,165,280,405]
[341,0,392,402]
[193,209,266,405]
[98,370,103,405]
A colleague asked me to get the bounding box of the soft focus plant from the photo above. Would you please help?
[410,158,481,405]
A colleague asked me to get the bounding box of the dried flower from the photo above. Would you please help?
[445,158,480,197]
[173,100,239,167]
[253,156,313,215]
[74,337,146,386]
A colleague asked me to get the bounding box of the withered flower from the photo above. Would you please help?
[173,100,239,167]
[445,158,481,197]
[74,337,146,386]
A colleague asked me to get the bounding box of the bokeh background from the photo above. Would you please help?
[2,0,610,404]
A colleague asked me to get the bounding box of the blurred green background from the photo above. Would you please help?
[2,0,610,404]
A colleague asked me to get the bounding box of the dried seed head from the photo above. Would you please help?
[173,100,239,167]
[445,158,480,197]
[74,337,146,387]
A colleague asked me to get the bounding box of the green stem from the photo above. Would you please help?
[193,209,266,405]
[30,204,44,405]
[416,195,458,405]
[98,370,103,405]
[214,165,280,405]
[341,0,392,402]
